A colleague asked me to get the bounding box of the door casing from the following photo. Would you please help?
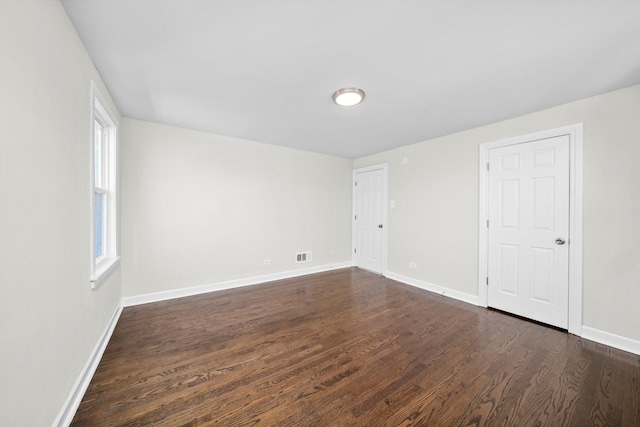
[478,124,583,335]
[352,164,388,275]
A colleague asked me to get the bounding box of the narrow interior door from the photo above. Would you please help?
[354,169,384,274]
[487,135,570,329]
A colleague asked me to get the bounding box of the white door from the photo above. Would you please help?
[487,135,570,329]
[354,167,385,274]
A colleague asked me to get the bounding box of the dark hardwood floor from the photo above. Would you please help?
[72,268,640,426]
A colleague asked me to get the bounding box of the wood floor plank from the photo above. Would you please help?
[72,268,640,426]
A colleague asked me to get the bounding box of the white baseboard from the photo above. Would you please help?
[386,272,640,356]
[385,271,479,306]
[581,326,640,356]
[53,301,123,427]
[53,263,351,425]
[52,265,640,427]
[122,262,353,307]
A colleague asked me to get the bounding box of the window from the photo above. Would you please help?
[90,82,119,288]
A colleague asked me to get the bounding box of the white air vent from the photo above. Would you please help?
[296,251,312,263]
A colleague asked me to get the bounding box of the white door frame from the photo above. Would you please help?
[352,163,388,275]
[478,124,583,335]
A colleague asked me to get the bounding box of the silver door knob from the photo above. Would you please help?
[378,224,383,228]
[555,238,566,245]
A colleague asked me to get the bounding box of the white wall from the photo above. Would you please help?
[354,84,640,343]
[0,1,122,425]
[121,118,352,297]
[1,2,638,425]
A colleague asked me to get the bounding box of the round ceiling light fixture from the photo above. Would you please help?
[332,87,365,107]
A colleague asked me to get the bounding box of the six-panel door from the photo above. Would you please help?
[355,168,384,274]
[487,135,570,329]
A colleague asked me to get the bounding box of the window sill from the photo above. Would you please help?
[91,256,120,290]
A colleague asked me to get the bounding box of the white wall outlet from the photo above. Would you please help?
[263,259,271,265]
[409,262,417,269]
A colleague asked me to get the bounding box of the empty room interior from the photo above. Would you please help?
[2,0,640,426]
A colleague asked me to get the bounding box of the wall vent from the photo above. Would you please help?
[296,251,312,263]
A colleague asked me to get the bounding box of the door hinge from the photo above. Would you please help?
[354,248,357,254]
[487,162,490,171]
[355,181,358,186]
[354,215,357,220]
[486,277,489,286]
[487,219,489,228]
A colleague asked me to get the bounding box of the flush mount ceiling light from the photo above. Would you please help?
[332,87,365,107]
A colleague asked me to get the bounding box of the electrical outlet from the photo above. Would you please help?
[409,262,417,269]
[263,259,271,265]
[296,251,312,263]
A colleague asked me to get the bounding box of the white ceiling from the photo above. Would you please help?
[62,0,640,159]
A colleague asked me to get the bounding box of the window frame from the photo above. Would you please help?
[90,81,119,288]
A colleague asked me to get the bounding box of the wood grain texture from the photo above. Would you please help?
[72,268,640,426]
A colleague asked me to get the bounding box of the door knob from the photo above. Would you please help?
[555,238,566,245]
[378,224,383,228]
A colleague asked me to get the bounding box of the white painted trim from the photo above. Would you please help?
[567,125,583,335]
[478,124,583,335]
[386,271,479,306]
[90,256,120,289]
[90,80,119,288]
[582,326,640,356]
[352,163,388,275]
[52,302,123,427]
[389,272,639,357]
[122,262,353,307]
[53,263,640,427]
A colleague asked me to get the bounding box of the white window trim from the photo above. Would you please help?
[90,81,119,289]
